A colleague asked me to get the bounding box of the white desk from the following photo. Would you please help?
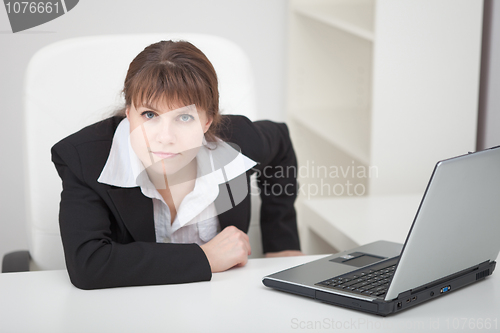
[1,255,499,333]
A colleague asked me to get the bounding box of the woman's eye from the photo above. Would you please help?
[141,111,156,120]
[179,114,194,122]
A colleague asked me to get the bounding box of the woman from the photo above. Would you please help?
[51,40,302,290]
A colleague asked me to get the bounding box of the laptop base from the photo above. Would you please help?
[263,260,496,316]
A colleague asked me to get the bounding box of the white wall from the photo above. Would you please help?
[0,0,287,262]
[478,0,500,149]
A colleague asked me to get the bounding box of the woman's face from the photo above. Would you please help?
[127,101,213,177]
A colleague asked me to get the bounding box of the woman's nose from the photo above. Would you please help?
[155,121,176,144]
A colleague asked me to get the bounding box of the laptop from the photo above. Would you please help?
[263,146,500,316]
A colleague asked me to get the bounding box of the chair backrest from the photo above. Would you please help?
[24,33,260,270]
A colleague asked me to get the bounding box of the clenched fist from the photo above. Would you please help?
[200,226,252,273]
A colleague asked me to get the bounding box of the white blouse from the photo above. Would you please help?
[98,118,257,245]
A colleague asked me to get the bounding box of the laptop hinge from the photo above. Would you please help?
[403,260,491,297]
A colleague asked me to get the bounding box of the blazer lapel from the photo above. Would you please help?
[107,187,156,242]
[106,172,252,241]
[216,174,251,233]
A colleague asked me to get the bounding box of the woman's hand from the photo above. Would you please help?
[200,226,251,273]
[264,250,304,258]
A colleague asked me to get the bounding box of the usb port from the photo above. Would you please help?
[440,285,451,293]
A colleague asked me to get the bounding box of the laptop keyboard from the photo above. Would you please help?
[316,259,398,298]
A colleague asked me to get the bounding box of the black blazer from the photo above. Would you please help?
[51,115,300,289]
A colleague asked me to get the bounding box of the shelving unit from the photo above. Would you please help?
[293,0,374,41]
[286,0,484,253]
[291,106,371,165]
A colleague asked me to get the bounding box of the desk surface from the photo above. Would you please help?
[1,255,499,333]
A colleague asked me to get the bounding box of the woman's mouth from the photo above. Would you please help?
[152,152,179,159]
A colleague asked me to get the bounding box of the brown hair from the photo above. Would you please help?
[116,40,226,143]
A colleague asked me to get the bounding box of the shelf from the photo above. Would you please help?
[289,0,484,254]
[290,107,370,165]
[302,194,423,251]
[293,0,374,42]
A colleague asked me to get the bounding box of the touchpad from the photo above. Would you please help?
[330,252,386,267]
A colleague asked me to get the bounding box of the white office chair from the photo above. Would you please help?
[2,33,263,272]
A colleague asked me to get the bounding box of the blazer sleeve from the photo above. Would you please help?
[224,115,301,253]
[51,139,212,290]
